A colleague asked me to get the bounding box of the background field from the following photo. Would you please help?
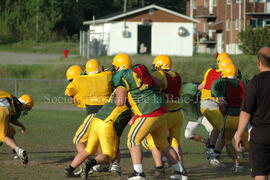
[0,50,257,180]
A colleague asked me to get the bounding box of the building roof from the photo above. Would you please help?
[83,4,199,25]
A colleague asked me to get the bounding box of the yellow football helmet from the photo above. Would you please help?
[221,64,237,78]
[86,59,101,75]
[218,57,234,71]
[19,94,34,109]
[112,53,132,71]
[152,55,172,70]
[217,52,230,63]
[66,65,83,81]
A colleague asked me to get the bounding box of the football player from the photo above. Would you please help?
[0,91,33,164]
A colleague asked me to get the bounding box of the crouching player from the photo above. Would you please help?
[211,64,249,172]
[182,82,213,145]
[0,91,33,164]
[64,90,132,179]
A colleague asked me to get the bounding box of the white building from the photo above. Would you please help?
[83,4,199,57]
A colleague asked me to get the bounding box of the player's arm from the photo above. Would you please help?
[112,72,129,107]
[10,119,26,133]
[115,87,127,106]
[151,71,166,90]
[198,68,212,91]
[65,81,78,97]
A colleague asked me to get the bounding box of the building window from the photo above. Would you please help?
[226,20,230,31]
[249,0,266,2]
[235,19,240,30]
[236,0,241,3]
[251,18,264,28]
[204,0,209,7]
[227,0,232,4]
[193,0,197,9]
[149,8,155,15]
[213,0,217,6]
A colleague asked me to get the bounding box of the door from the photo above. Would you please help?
[137,25,151,54]
[217,33,223,53]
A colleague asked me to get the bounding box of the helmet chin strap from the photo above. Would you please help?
[118,65,126,71]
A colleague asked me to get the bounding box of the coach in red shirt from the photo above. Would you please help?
[236,47,270,180]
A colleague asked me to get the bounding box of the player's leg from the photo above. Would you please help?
[0,107,28,164]
[169,111,185,167]
[82,119,119,179]
[201,116,213,136]
[64,118,99,177]
[73,114,95,153]
[151,114,187,180]
[110,146,122,176]
[127,116,160,179]
[224,116,243,172]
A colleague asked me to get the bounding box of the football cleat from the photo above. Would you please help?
[128,171,146,180]
[64,168,78,177]
[209,157,226,167]
[154,167,165,177]
[231,165,244,173]
[205,148,214,159]
[110,162,122,176]
[15,147,28,164]
[170,171,188,180]
[92,164,109,172]
[81,160,96,180]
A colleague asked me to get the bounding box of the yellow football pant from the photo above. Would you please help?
[128,113,169,151]
[142,110,183,150]
[0,107,10,142]
[224,116,249,149]
[73,113,95,144]
[200,108,224,131]
[84,117,118,161]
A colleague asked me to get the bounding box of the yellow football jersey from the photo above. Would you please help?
[201,68,218,101]
[65,71,113,108]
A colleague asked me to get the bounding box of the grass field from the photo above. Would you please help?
[0,41,79,54]
[0,108,252,180]
[0,53,259,82]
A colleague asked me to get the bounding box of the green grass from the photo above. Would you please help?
[0,54,259,82]
[0,54,259,106]
[0,41,79,54]
[0,109,252,180]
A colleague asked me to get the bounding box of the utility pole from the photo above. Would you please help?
[142,0,145,7]
[124,0,128,29]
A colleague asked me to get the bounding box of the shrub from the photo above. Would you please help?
[239,27,270,55]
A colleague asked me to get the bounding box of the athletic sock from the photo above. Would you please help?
[133,164,143,173]
[68,165,75,172]
[12,149,16,154]
[172,162,184,172]
[155,166,164,169]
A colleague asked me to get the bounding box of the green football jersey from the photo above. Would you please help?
[211,78,247,116]
[112,69,165,116]
[95,92,132,136]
